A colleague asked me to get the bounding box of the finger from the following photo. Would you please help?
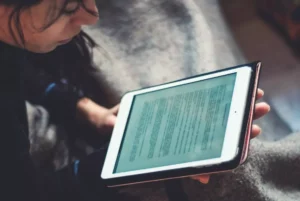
[256,88,264,100]
[253,102,271,120]
[105,114,117,127]
[251,124,261,139]
[191,175,210,184]
[110,104,120,115]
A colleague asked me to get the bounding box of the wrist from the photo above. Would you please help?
[76,97,92,123]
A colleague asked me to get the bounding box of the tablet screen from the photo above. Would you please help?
[114,73,237,173]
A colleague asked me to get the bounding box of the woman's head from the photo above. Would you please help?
[0,0,99,53]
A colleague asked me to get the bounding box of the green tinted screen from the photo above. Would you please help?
[114,73,237,173]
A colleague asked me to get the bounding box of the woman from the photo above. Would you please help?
[0,0,270,201]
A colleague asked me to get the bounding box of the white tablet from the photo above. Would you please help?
[101,64,260,187]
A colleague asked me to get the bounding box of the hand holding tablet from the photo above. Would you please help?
[101,62,268,187]
[192,88,270,184]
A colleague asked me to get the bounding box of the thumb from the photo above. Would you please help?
[191,175,210,184]
[105,114,117,127]
[198,175,210,184]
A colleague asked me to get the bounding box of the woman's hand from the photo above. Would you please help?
[191,88,270,184]
[76,98,119,135]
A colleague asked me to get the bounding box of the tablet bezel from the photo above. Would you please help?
[102,66,252,180]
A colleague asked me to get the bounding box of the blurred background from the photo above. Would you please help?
[220,0,300,140]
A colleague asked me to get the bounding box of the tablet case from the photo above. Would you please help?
[240,61,261,164]
[103,61,262,187]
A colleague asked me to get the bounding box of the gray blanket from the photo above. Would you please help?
[83,0,244,105]
[27,0,300,200]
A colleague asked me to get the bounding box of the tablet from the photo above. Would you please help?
[101,62,261,187]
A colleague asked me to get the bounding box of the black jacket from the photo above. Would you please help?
[0,41,96,201]
[0,41,39,200]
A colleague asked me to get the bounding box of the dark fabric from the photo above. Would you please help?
[0,41,93,201]
[165,180,189,201]
[0,41,41,200]
[22,53,99,150]
[22,54,84,126]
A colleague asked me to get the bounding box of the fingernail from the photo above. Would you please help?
[264,103,271,112]
[258,128,262,135]
[258,88,264,96]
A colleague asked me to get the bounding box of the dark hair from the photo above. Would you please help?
[0,0,100,99]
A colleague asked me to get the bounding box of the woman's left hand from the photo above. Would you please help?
[76,98,119,135]
[191,88,270,184]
